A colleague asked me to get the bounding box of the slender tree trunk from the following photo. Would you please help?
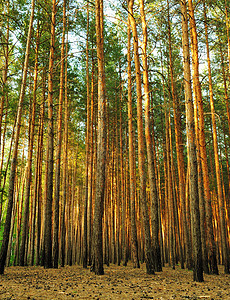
[87,49,95,266]
[53,0,66,269]
[67,174,72,266]
[44,0,56,269]
[165,110,175,270]
[92,0,107,275]
[127,14,139,269]
[83,0,90,269]
[36,81,45,266]
[119,73,127,267]
[115,108,121,266]
[61,31,69,267]
[0,0,35,274]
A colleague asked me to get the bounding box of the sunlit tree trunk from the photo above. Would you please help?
[53,0,66,269]
[187,0,218,275]
[87,48,95,266]
[92,0,107,275]
[61,32,69,267]
[115,106,121,266]
[127,14,139,269]
[119,72,127,267]
[178,0,194,270]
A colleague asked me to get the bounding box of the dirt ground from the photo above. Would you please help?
[0,263,229,299]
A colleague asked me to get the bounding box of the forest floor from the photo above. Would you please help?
[0,263,229,300]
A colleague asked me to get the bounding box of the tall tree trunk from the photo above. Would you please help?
[128,0,155,275]
[53,0,66,269]
[36,80,45,266]
[92,0,107,275]
[87,48,95,266]
[61,31,69,267]
[187,0,218,275]
[167,0,186,270]
[119,72,127,267]
[0,0,35,274]
[165,109,175,270]
[127,14,139,269]
[83,0,90,269]
[139,0,161,272]
[193,89,209,274]
[44,0,56,269]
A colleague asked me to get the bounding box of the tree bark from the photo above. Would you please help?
[83,0,90,269]
[53,0,66,269]
[92,0,107,275]
[187,0,218,275]
[44,0,56,269]
[127,13,139,269]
